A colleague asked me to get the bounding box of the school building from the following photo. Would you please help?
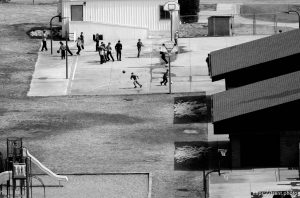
[57,0,180,41]
[209,29,300,168]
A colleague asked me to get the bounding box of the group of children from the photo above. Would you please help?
[53,31,179,89]
[57,32,84,59]
[95,39,123,64]
[97,41,115,64]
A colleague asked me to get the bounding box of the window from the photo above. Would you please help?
[71,5,83,21]
[159,5,170,20]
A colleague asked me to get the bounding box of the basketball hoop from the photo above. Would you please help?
[163,1,180,12]
[168,4,176,11]
[218,149,227,157]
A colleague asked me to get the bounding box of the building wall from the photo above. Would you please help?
[61,0,179,39]
[69,21,148,41]
[280,131,300,167]
[229,131,300,168]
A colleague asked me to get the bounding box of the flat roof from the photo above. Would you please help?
[210,29,300,79]
[212,70,300,122]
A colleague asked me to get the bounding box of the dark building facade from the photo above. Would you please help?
[209,29,300,90]
[209,29,300,168]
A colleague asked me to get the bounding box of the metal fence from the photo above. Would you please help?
[179,13,297,37]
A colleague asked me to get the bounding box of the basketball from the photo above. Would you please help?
[122,70,126,74]
[57,50,60,53]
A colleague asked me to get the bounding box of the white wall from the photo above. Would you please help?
[62,0,179,31]
[69,21,148,42]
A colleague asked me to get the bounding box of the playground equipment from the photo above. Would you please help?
[0,138,68,198]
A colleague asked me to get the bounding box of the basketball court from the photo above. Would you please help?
[28,36,266,97]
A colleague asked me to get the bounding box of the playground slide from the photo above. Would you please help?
[23,148,68,182]
[0,171,12,185]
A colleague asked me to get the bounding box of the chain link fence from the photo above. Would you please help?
[179,13,297,38]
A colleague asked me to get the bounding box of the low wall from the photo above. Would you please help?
[67,21,148,42]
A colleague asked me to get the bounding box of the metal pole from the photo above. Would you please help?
[171,12,173,41]
[50,15,60,55]
[203,169,206,198]
[170,12,173,41]
[253,13,256,35]
[50,21,53,55]
[274,14,277,34]
[299,142,300,179]
[26,158,29,198]
[65,32,68,79]
[297,11,300,29]
[168,55,171,94]
[218,151,221,174]
[50,19,53,55]
[203,151,207,198]
[30,158,32,198]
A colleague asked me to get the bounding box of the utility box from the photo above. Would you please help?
[208,16,233,36]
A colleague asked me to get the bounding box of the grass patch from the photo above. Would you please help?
[174,141,209,171]
[174,95,210,124]
[179,22,296,37]
[233,23,295,34]
[0,1,209,197]
[0,2,58,98]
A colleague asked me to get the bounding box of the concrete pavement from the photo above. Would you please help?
[209,168,300,198]
[30,173,150,198]
[27,41,76,96]
[28,35,266,97]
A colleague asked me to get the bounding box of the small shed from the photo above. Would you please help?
[208,16,233,36]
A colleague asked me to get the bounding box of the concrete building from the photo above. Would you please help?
[209,29,300,168]
[58,0,180,41]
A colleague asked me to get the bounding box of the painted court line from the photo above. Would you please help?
[72,56,79,81]
[67,56,78,95]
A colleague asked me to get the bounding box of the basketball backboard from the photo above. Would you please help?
[163,1,180,12]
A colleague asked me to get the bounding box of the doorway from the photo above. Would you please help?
[71,5,83,21]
